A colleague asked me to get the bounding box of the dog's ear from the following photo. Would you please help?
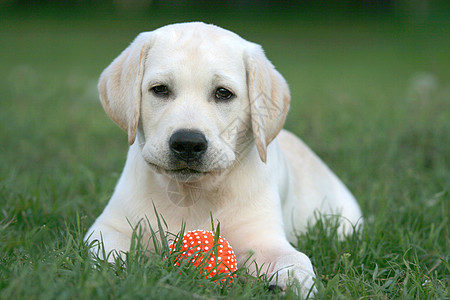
[97,32,153,145]
[244,44,290,163]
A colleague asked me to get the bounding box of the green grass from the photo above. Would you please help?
[1,8,449,299]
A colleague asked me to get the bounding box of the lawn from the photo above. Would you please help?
[0,6,448,299]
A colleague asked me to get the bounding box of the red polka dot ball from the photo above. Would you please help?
[169,230,237,281]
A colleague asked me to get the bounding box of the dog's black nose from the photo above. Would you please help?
[169,130,208,163]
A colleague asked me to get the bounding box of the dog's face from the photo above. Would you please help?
[98,22,291,182]
[138,27,250,181]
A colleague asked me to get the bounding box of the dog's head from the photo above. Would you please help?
[98,22,290,182]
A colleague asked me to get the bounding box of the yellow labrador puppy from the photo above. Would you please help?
[86,22,362,296]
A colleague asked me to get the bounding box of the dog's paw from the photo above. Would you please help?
[269,253,317,298]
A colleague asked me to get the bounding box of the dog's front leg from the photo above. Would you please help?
[236,232,317,297]
[223,197,317,297]
[266,250,317,296]
[85,221,133,262]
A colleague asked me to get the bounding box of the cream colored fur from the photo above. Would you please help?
[85,22,362,297]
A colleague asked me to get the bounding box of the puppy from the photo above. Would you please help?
[85,22,362,296]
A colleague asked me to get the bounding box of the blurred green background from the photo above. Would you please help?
[0,1,448,298]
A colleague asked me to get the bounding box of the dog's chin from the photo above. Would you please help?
[146,162,207,182]
[165,169,206,182]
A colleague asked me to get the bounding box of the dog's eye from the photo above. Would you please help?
[215,88,233,101]
[151,85,169,97]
